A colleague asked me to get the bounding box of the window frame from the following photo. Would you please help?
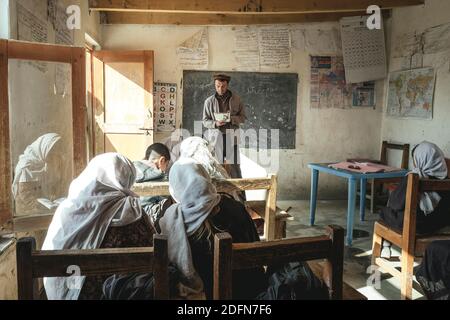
[0,39,87,230]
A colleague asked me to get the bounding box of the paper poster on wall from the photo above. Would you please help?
[176,28,209,70]
[17,3,48,73]
[233,27,260,70]
[154,83,177,132]
[310,56,352,109]
[352,82,375,107]
[303,27,342,54]
[387,68,435,119]
[259,27,291,68]
[340,16,387,83]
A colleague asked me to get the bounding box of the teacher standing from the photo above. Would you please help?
[202,74,246,178]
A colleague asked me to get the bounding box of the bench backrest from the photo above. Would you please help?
[213,225,344,300]
[16,235,169,300]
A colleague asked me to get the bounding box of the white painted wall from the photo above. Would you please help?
[102,23,384,200]
[0,0,9,39]
[382,0,450,165]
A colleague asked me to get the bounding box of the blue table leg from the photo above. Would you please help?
[346,178,357,246]
[360,177,367,222]
[310,169,319,226]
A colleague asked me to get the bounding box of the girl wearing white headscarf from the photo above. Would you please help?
[381,141,450,234]
[158,158,262,300]
[42,153,148,300]
[12,133,62,215]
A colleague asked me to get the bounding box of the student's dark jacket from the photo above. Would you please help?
[380,176,450,234]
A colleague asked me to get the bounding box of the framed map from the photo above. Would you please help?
[387,68,435,119]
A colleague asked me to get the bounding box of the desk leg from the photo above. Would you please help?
[346,178,357,246]
[360,177,367,222]
[309,169,319,226]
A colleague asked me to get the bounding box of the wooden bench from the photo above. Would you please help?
[372,159,450,300]
[16,235,170,300]
[132,174,290,241]
[213,225,345,300]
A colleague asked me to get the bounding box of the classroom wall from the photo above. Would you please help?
[102,23,384,200]
[0,0,9,39]
[0,0,102,300]
[382,0,450,164]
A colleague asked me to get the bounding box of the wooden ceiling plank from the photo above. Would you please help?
[90,0,424,14]
[103,10,391,25]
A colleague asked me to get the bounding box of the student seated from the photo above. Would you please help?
[379,141,450,234]
[102,159,328,300]
[134,143,171,183]
[179,136,230,179]
[416,240,450,300]
[42,153,156,300]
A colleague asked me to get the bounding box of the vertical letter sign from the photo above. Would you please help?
[154,82,177,132]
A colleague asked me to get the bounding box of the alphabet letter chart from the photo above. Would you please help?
[154,82,177,132]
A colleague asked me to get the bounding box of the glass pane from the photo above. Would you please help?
[9,59,73,217]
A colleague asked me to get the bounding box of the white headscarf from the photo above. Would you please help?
[42,153,142,300]
[159,158,221,298]
[411,141,448,215]
[12,133,61,198]
[180,136,230,179]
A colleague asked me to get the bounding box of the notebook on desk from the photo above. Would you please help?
[329,161,402,174]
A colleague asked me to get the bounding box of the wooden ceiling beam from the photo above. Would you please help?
[102,10,392,25]
[90,0,424,14]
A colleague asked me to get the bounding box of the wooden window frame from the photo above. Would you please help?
[0,39,87,229]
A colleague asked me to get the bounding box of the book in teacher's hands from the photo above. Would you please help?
[214,112,231,122]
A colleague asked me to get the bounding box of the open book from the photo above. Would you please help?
[214,112,231,122]
[37,197,65,210]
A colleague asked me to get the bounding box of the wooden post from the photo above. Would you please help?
[92,53,105,155]
[264,174,277,241]
[0,39,12,227]
[213,233,233,300]
[325,225,344,300]
[401,144,410,169]
[16,238,39,300]
[153,234,169,300]
[400,173,419,300]
[71,47,87,178]
[380,141,388,165]
[371,229,383,266]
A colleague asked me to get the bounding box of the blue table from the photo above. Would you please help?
[308,163,408,246]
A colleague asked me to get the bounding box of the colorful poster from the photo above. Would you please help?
[154,83,177,132]
[310,56,376,109]
[310,56,352,109]
[387,68,435,119]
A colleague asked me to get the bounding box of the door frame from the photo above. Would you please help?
[0,39,86,228]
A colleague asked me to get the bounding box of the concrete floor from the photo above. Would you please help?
[279,200,425,300]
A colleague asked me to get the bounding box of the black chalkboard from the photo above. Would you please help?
[182,70,298,149]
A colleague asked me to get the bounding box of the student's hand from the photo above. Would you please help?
[216,121,226,127]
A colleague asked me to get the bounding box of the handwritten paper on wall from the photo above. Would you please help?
[17,3,48,73]
[234,27,260,70]
[259,28,291,68]
[176,29,209,70]
[154,83,177,132]
[340,16,387,83]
